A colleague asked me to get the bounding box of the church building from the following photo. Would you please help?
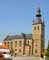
[3,7,45,57]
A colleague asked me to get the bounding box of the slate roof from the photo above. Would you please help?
[4,34,32,41]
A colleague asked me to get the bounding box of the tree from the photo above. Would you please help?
[46,40,49,57]
[21,32,25,38]
[10,48,14,56]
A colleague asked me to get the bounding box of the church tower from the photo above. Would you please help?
[32,7,45,56]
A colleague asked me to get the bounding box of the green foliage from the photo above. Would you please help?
[10,48,14,56]
[46,41,49,57]
[21,32,25,38]
[45,54,47,56]
[47,47,49,57]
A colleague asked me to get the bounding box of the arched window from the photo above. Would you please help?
[35,49,37,53]
[7,42,9,48]
[19,41,22,46]
[28,40,29,44]
[11,42,13,48]
[19,49,21,52]
[15,41,17,47]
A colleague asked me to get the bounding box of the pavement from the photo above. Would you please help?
[12,56,45,60]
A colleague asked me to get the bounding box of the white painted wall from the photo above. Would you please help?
[0,49,10,52]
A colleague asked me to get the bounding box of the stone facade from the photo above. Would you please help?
[3,7,45,57]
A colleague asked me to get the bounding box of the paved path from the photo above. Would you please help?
[12,56,45,60]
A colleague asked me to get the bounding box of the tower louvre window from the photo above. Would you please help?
[38,26,39,30]
[34,26,36,30]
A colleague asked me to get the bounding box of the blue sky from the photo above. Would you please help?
[0,0,49,48]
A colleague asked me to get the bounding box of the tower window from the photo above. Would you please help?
[38,26,39,30]
[34,26,36,30]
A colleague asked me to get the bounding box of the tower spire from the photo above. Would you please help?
[36,7,41,17]
[32,6,44,25]
[34,6,42,24]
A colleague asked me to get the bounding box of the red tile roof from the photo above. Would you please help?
[0,45,9,49]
